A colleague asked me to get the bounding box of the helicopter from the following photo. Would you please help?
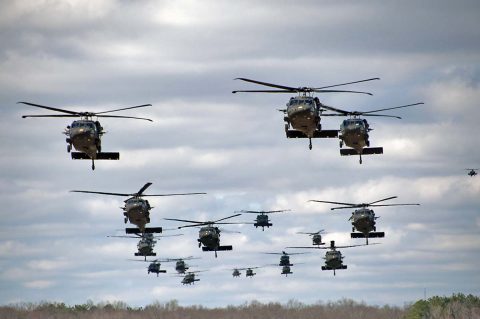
[71,182,206,234]
[164,214,242,258]
[108,232,183,260]
[19,101,153,170]
[231,266,262,278]
[129,258,168,277]
[321,102,424,163]
[264,251,308,267]
[288,240,373,276]
[180,271,205,285]
[281,265,293,277]
[237,209,290,231]
[162,256,200,274]
[309,196,420,244]
[297,229,325,246]
[232,77,379,150]
[465,168,478,177]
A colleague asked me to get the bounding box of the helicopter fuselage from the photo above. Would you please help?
[123,197,151,231]
[279,255,292,266]
[325,250,344,269]
[198,226,221,250]
[232,269,241,277]
[245,268,255,277]
[281,265,293,276]
[175,260,189,274]
[285,96,320,137]
[65,120,103,158]
[182,273,199,285]
[312,234,323,246]
[351,208,376,234]
[339,118,369,151]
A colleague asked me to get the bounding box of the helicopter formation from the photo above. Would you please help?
[16,76,475,288]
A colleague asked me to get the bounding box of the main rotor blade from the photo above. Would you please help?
[313,89,373,95]
[18,102,80,115]
[136,183,153,196]
[335,243,380,249]
[320,104,350,115]
[361,102,424,114]
[240,210,290,214]
[95,114,153,122]
[234,78,297,91]
[368,196,398,205]
[21,114,80,119]
[95,104,152,115]
[232,89,295,94]
[107,235,140,238]
[369,203,420,208]
[163,218,203,224]
[362,114,402,119]
[309,200,356,206]
[214,213,242,223]
[314,77,380,90]
[287,246,327,249]
[70,190,130,196]
[143,192,207,197]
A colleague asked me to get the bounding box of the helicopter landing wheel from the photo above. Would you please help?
[91,160,95,170]
[285,123,289,132]
[67,144,71,153]
[124,217,128,224]
[359,155,362,164]
[198,242,201,248]
[339,140,343,148]
[366,140,370,147]
[309,138,312,150]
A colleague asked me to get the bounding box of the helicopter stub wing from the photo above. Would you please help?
[286,130,338,139]
[322,265,347,271]
[340,147,383,156]
[135,252,156,257]
[202,245,233,251]
[71,152,120,160]
[351,232,385,238]
[125,227,163,234]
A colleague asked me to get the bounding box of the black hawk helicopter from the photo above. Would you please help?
[288,240,373,276]
[231,266,262,278]
[129,258,170,277]
[237,209,290,231]
[465,168,478,177]
[232,77,379,150]
[19,101,153,170]
[108,232,183,261]
[179,270,206,285]
[309,196,419,244]
[164,214,242,258]
[264,251,308,267]
[297,229,325,246]
[162,256,200,274]
[71,182,206,234]
[321,102,424,163]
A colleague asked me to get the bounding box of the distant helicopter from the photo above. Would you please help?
[180,271,205,285]
[309,196,420,244]
[19,101,153,170]
[297,229,325,246]
[108,232,183,260]
[281,265,293,277]
[237,209,290,231]
[164,214,242,258]
[264,251,308,267]
[288,240,373,276]
[129,258,168,277]
[465,168,478,177]
[232,77,379,150]
[321,102,424,163]
[231,266,262,278]
[163,256,200,274]
[71,182,206,234]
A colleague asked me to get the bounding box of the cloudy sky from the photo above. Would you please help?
[1,0,479,308]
